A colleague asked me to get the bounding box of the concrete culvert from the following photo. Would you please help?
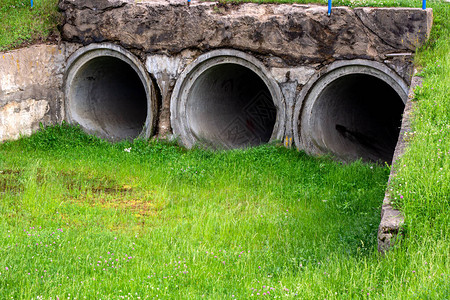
[65,44,156,141]
[171,50,285,149]
[296,61,408,164]
[187,63,276,148]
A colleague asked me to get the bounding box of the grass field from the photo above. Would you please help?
[0,0,59,51]
[0,125,446,299]
[0,0,449,299]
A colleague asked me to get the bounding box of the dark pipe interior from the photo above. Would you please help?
[70,56,147,140]
[310,74,404,163]
[187,63,276,149]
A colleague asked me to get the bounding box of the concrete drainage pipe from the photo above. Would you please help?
[64,44,156,141]
[171,50,285,149]
[294,60,408,163]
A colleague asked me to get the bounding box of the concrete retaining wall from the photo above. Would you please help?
[0,44,80,141]
[0,1,433,164]
[0,1,434,253]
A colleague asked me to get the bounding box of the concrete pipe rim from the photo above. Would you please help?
[293,59,409,163]
[64,43,156,141]
[170,49,286,149]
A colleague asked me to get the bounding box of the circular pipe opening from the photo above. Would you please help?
[171,50,285,149]
[311,74,404,162]
[296,61,408,163]
[187,63,276,148]
[65,44,155,141]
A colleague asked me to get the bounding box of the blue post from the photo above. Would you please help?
[328,0,332,16]
[31,0,33,8]
[422,0,426,9]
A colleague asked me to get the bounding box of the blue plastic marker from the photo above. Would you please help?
[328,0,331,16]
[422,0,426,9]
[187,0,191,6]
[31,0,33,8]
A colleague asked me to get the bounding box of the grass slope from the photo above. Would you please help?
[0,0,449,298]
[0,125,392,298]
[0,0,59,51]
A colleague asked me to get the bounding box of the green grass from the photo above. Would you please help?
[0,0,449,298]
[0,0,59,51]
[0,125,390,298]
[0,125,448,299]
[387,0,449,274]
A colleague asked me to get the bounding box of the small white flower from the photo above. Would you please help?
[124,147,131,153]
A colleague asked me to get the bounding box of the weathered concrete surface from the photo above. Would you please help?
[0,44,80,141]
[58,0,432,65]
[355,8,433,51]
[57,0,432,150]
[64,43,157,141]
[1,1,432,155]
[0,100,49,141]
[145,50,199,137]
[377,74,421,253]
[294,59,409,163]
[170,49,285,149]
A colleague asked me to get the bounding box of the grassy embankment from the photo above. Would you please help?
[0,0,449,298]
[1,125,392,298]
[0,0,59,51]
